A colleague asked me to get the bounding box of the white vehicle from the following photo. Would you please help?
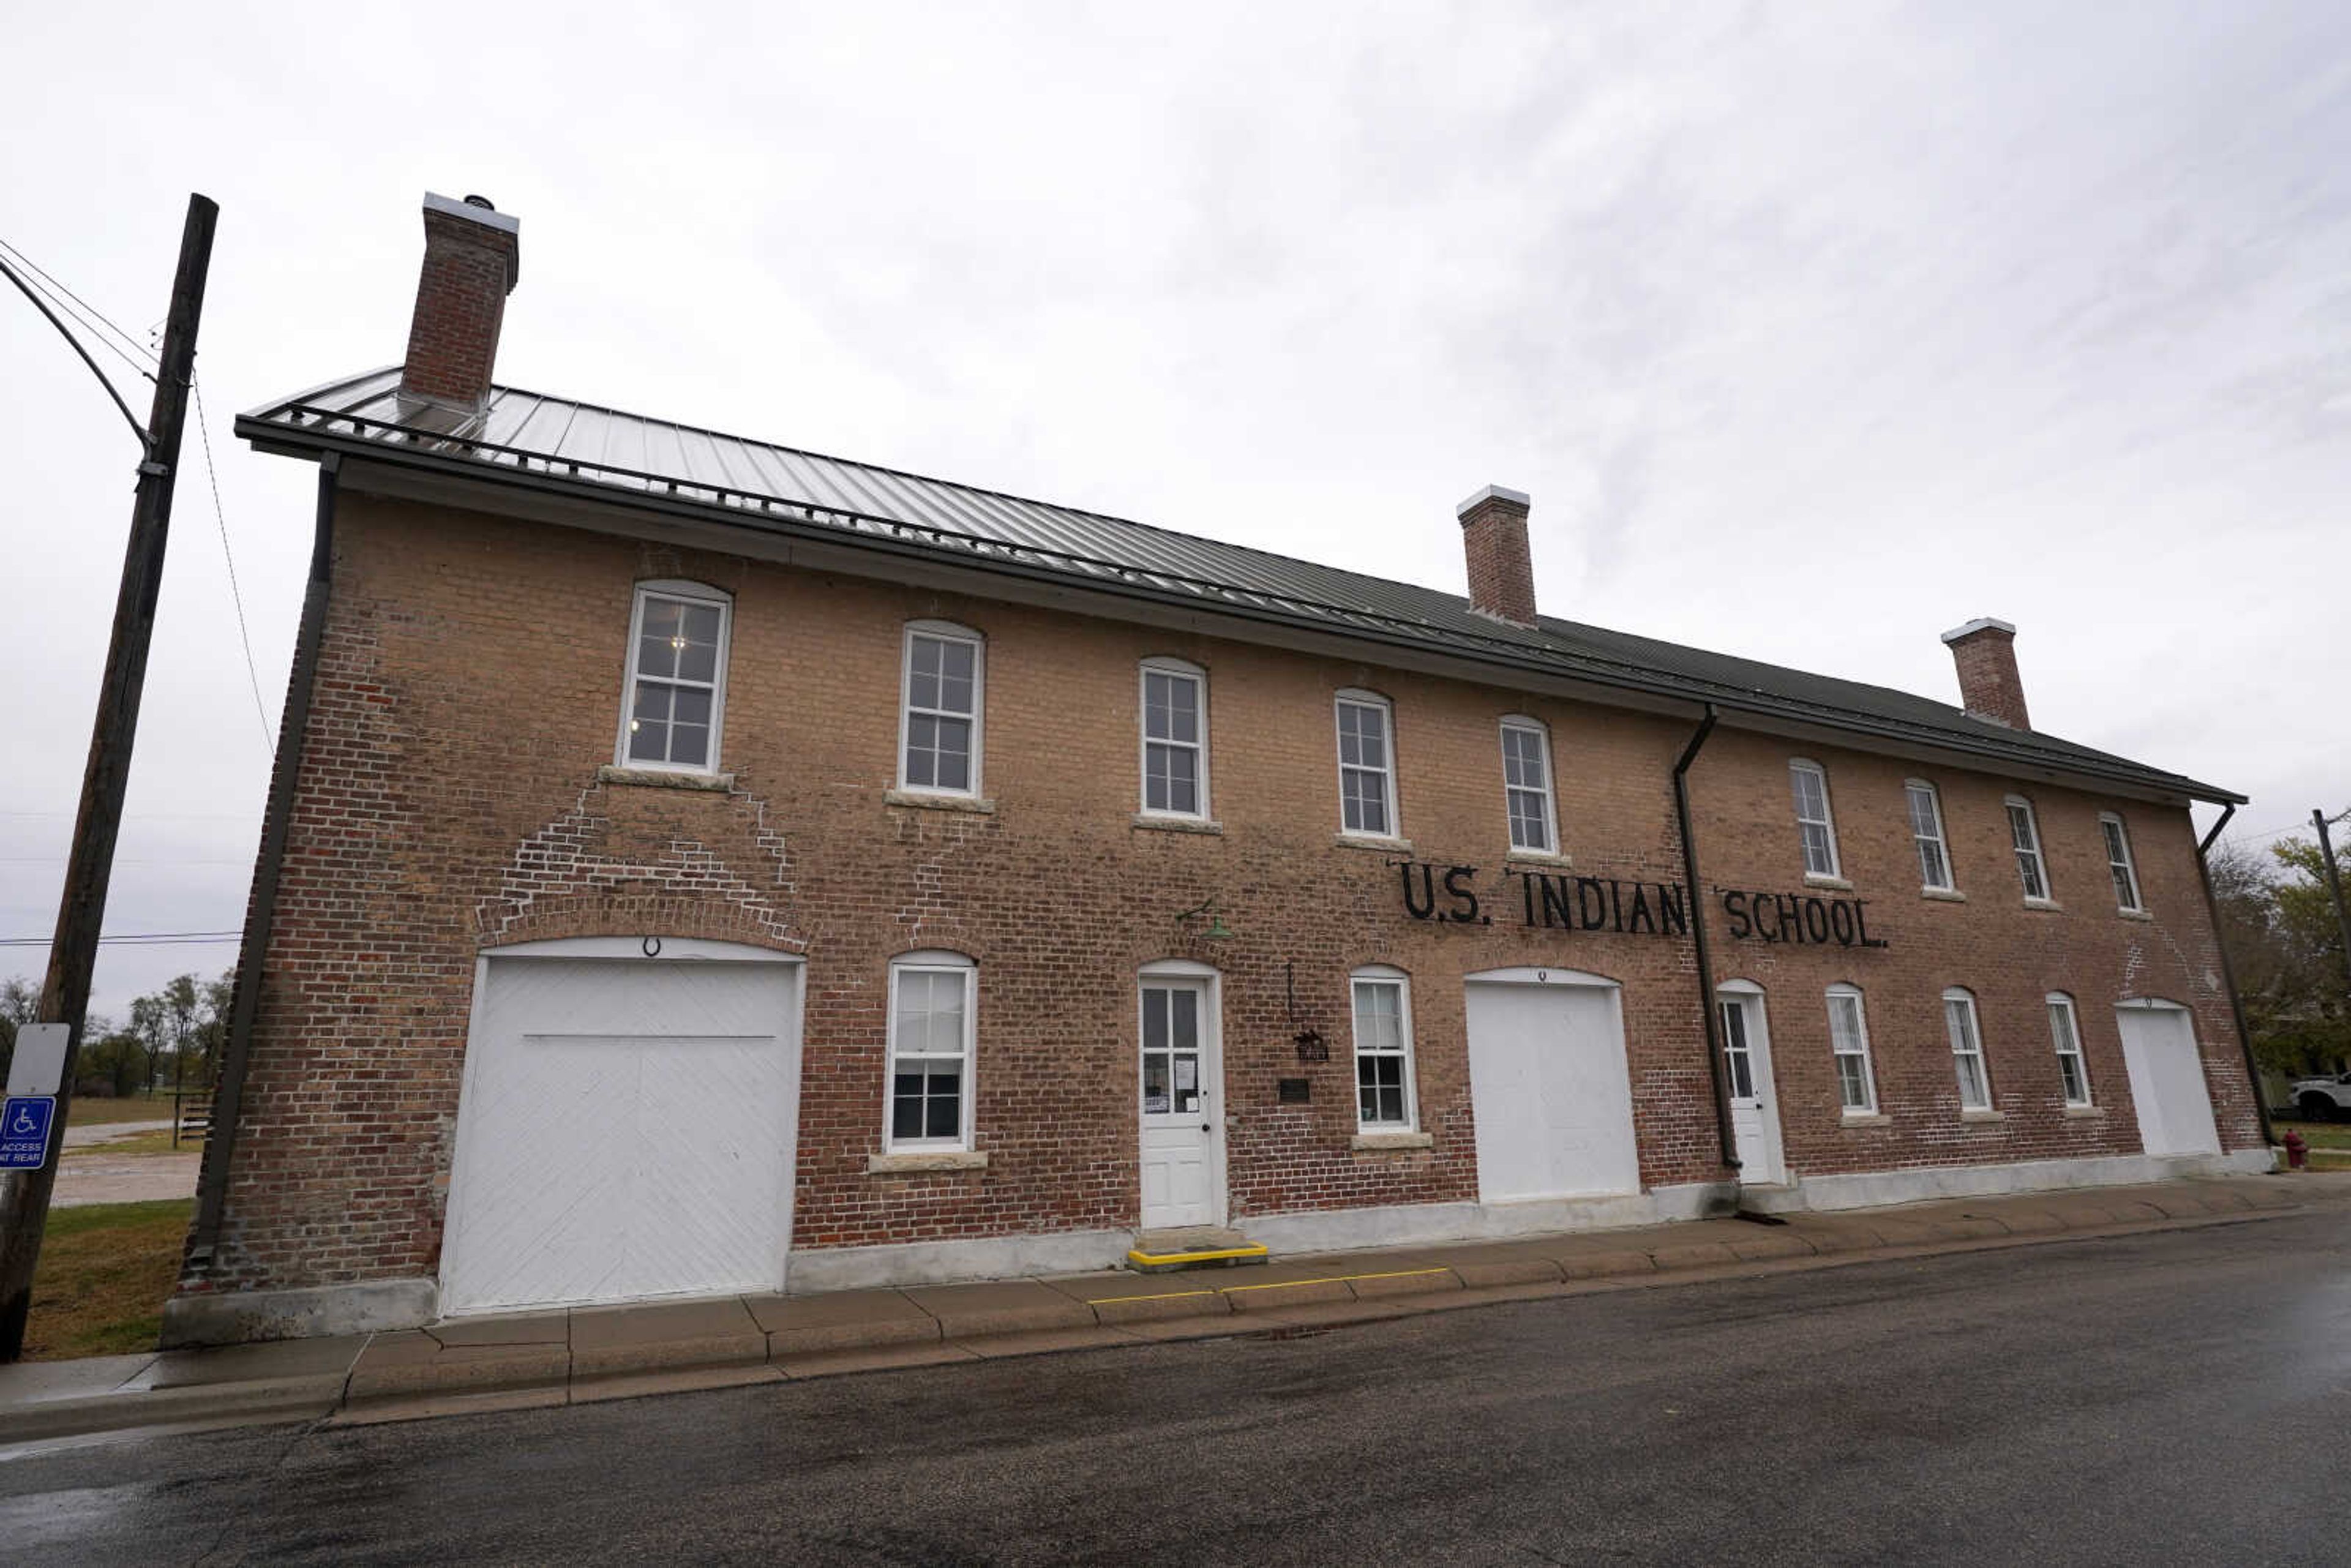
[2290,1073,2351,1122]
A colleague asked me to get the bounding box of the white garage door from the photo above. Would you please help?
[1466,975,1640,1203]
[441,950,800,1315]
[2115,1002,2221,1158]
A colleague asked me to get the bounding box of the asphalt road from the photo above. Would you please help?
[3,1212,2346,1566]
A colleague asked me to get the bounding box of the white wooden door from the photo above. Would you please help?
[1139,980,1220,1229]
[1718,991,1785,1185]
[442,954,798,1315]
[2115,1003,2221,1157]
[1465,978,1639,1203]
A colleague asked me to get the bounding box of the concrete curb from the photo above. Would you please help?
[6,1174,2342,1446]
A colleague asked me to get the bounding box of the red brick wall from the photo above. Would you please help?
[190,491,2256,1292]
[1458,496,1537,626]
[399,208,515,410]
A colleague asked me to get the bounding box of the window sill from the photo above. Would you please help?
[885,789,997,815]
[1803,873,1854,891]
[1334,833,1413,854]
[599,764,734,792]
[1921,887,1967,903]
[866,1150,989,1174]
[1133,814,1224,836]
[1505,850,1574,871]
[2022,897,2063,913]
[2118,907,2154,922]
[1839,1112,1892,1128]
[1960,1109,2007,1124]
[2063,1105,2105,1119]
[1352,1130,1433,1151]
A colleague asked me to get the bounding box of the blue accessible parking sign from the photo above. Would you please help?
[0,1097,56,1170]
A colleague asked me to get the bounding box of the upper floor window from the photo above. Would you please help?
[2006,796,2050,901]
[887,951,976,1152]
[2047,992,2091,1107]
[900,621,984,797]
[1826,984,1877,1114]
[1943,987,1993,1111]
[1139,659,1209,819]
[1335,691,1398,838]
[1351,967,1417,1131]
[1905,781,1954,891]
[1499,717,1558,855]
[618,581,730,773]
[2099,813,2144,912]
[1789,760,1840,879]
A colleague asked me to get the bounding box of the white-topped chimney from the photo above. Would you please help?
[1457,485,1537,628]
[399,192,520,415]
[1941,617,2030,729]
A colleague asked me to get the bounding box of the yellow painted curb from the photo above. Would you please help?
[1218,1266,1452,1295]
[1123,1244,1270,1267]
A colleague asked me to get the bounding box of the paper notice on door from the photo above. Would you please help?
[1175,1060,1197,1092]
[1144,1093,1170,1114]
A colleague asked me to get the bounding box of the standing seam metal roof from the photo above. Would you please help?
[237,368,2240,804]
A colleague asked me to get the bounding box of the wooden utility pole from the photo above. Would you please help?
[2316,809,2351,1007]
[0,194,217,1362]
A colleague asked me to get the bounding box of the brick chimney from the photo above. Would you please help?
[1457,485,1538,628]
[1941,617,2030,729]
[399,192,520,415]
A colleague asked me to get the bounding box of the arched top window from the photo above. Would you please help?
[1139,658,1210,820]
[2046,991,2091,1107]
[886,950,977,1152]
[2004,794,2051,902]
[1349,966,1416,1132]
[1903,779,1954,891]
[900,621,986,798]
[2098,812,2145,913]
[1498,715,1558,856]
[1788,759,1840,879]
[1334,689,1399,839]
[1941,986,1992,1111]
[617,580,733,775]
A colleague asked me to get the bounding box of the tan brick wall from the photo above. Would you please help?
[190,490,2257,1292]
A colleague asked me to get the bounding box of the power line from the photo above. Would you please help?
[192,381,276,756]
[0,931,240,948]
[0,236,157,369]
[0,249,151,449]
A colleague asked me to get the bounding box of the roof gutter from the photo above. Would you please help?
[185,454,340,1278]
[2194,803,2274,1150]
[1671,705,1742,1187]
[235,417,2245,808]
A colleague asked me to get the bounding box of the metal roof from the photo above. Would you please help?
[238,367,2241,804]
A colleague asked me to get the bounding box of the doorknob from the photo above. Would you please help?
[1202,1123,1213,1133]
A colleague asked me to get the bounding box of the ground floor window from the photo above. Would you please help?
[1944,988,1993,1111]
[1826,985,1877,1113]
[1352,967,1416,1130]
[2048,993,2091,1106]
[888,953,975,1149]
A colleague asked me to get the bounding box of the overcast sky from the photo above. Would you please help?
[5,2,2346,1020]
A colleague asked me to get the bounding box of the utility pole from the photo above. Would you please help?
[0,194,217,1362]
[2316,808,2351,1007]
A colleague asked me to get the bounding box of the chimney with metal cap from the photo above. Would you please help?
[1457,484,1538,628]
[399,192,520,415]
[1941,617,2030,729]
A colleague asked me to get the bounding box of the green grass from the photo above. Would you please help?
[24,1198,192,1361]
[59,1091,187,1127]
[66,1128,203,1160]
[2272,1117,2351,1151]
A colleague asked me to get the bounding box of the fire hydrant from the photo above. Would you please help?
[2282,1129,2308,1170]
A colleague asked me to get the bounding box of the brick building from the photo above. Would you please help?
[171,195,2268,1343]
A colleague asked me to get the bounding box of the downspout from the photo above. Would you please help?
[2194,803,2275,1152]
[186,454,339,1275]
[1671,705,1741,1183]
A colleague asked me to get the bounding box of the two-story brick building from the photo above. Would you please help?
[170,194,2268,1343]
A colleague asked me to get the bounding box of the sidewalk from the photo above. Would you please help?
[8,1171,2345,1446]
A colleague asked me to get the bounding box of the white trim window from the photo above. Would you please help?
[1943,987,1993,1111]
[1139,659,1209,819]
[1906,780,1954,891]
[1335,690,1398,838]
[1826,984,1877,1114]
[887,951,976,1150]
[2099,813,2145,912]
[2047,992,2092,1107]
[1789,760,1840,879]
[617,580,730,773]
[899,621,984,797]
[1351,967,1416,1131]
[2006,796,2050,901]
[1499,716,1558,854]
